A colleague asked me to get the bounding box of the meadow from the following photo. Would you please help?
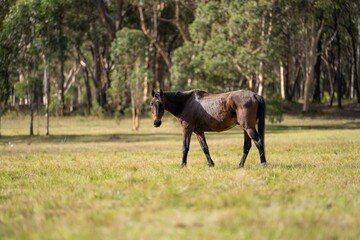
[0,113,360,239]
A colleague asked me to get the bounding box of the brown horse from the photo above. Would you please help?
[151,89,267,168]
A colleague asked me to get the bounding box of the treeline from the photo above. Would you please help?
[0,0,360,133]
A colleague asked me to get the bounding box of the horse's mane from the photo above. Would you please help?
[164,90,207,102]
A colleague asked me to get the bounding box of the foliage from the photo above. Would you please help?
[110,27,149,106]
[111,28,149,129]
[13,81,27,99]
[111,28,148,65]
[266,99,283,123]
[172,1,274,92]
[1,0,360,122]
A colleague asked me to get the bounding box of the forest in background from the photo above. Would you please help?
[1,0,360,133]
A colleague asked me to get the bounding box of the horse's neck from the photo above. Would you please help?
[164,91,192,117]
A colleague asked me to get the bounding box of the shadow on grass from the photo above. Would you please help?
[267,120,360,132]
[0,132,181,145]
[1,120,359,144]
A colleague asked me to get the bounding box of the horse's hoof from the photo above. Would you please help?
[261,162,267,168]
[208,163,215,167]
[238,164,244,168]
[181,163,187,168]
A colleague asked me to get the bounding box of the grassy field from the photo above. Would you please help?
[0,113,360,239]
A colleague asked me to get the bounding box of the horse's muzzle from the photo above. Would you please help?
[154,120,162,128]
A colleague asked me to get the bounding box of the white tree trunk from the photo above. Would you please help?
[280,61,286,100]
[257,62,264,96]
[43,59,50,136]
[303,17,322,112]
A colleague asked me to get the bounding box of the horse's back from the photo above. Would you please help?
[173,89,259,132]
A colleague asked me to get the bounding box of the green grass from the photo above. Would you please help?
[0,115,360,239]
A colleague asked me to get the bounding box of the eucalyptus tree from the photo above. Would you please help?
[0,0,42,135]
[0,43,10,136]
[132,0,195,89]
[37,0,69,132]
[172,1,275,94]
[0,0,14,136]
[111,28,148,130]
[276,0,360,110]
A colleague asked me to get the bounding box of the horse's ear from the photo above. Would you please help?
[151,90,156,97]
[160,89,164,98]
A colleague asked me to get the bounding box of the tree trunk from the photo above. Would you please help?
[303,17,322,112]
[138,3,172,70]
[280,61,286,100]
[29,95,34,136]
[91,43,108,111]
[57,8,66,117]
[344,14,360,103]
[132,65,143,131]
[37,98,40,135]
[356,40,360,103]
[77,47,93,113]
[92,0,124,38]
[59,59,65,116]
[154,51,165,89]
[357,19,360,103]
[44,61,50,136]
[83,67,93,113]
[257,62,264,96]
[336,70,342,108]
[313,35,322,103]
[329,59,335,107]
[351,26,360,103]
[0,112,2,137]
[335,17,342,109]
[323,51,335,107]
[257,8,272,97]
[175,0,191,42]
[131,81,140,131]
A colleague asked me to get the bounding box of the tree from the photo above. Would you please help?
[1,0,359,123]
[111,28,149,130]
[172,1,275,94]
[0,1,12,136]
[0,51,10,136]
[303,9,323,112]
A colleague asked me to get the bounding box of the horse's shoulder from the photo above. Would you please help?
[165,90,194,103]
[192,89,208,99]
[230,90,256,99]
[164,91,179,98]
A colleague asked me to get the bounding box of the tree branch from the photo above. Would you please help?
[137,3,172,69]
[92,0,116,38]
[175,0,191,42]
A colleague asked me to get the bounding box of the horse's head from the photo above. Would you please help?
[151,89,165,128]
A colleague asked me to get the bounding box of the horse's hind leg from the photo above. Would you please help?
[245,128,267,168]
[239,130,252,168]
[195,131,215,167]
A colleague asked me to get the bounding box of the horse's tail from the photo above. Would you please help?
[254,94,266,143]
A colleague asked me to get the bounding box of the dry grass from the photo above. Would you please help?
[0,114,359,239]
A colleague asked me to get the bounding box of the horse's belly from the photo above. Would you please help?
[193,96,237,132]
[194,114,237,132]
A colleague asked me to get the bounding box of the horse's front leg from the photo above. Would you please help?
[195,131,215,167]
[181,128,192,167]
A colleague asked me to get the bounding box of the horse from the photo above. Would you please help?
[150,89,267,168]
